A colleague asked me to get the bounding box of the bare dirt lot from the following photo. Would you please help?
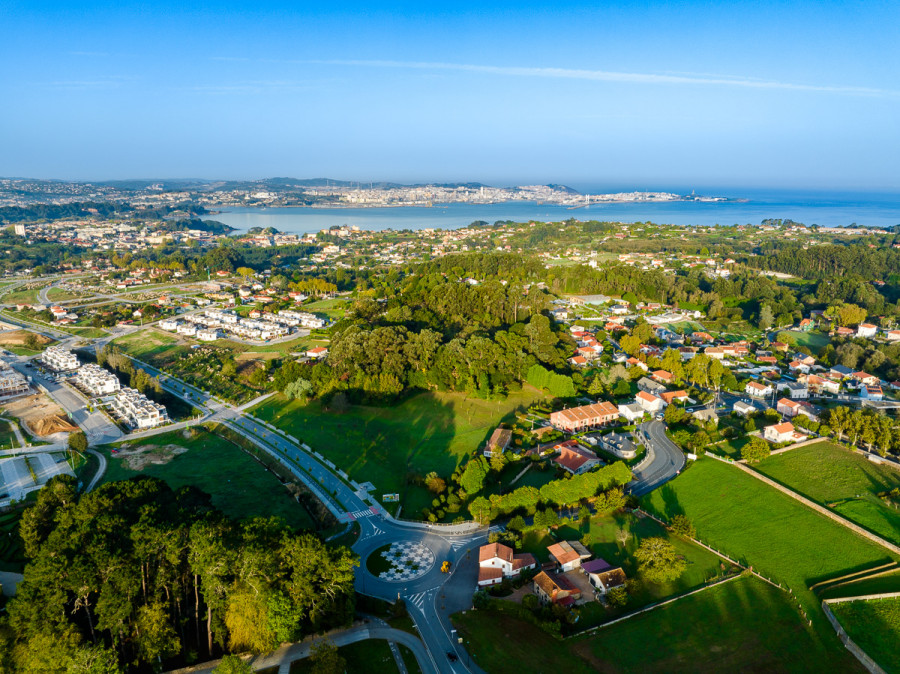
[0,330,52,348]
[2,394,77,437]
[114,443,188,471]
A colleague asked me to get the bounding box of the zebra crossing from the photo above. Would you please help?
[405,589,434,610]
[338,506,378,523]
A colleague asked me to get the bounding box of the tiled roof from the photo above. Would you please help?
[479,543,513,563]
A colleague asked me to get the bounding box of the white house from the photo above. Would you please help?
[745,380,773,398]
[857,323,878,338]
[618,403,644,422]
[777,381,808,399]
[764,422,798,443]
[581,558,627,595]
[732,401,757,417]
[635,390,666,413]
[477,543,537,586]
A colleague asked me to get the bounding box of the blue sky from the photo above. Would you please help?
[1,1,899,189]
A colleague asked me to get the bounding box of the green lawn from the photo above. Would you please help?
[820,570,900,600]
[290,639,401,674]
[251,387,547,504]
[455,576,849,673]
[831,597,900,673]
[755,442,900,545]
[0,419,19,450]
[574,576,856,672]
[101,428,315,530]
[302,297,350,320]
[112,328,188,364]
[645,457,897,662]
[781,330,831,351]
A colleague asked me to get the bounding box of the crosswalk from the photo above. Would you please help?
[338,506,378,523]
[405,590,434,610]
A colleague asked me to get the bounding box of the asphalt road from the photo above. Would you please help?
[631,420,686,496]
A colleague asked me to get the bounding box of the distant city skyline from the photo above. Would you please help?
[2,1,899,189]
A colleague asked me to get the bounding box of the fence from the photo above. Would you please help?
[821,596,894,674]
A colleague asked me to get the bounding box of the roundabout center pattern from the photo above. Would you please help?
[374,541,436,581]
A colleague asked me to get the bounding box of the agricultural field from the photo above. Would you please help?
[101,427,315,530]
[644,457,897,654]
[454,576,846,673]
[0,329,53,355]
[831,597,900,673]
[252,387,547,505]
[755,442,900,545]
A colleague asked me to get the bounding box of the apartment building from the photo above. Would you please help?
[40,346,79,372]
[74,363,121,396]
[0,368,29,399]
[109,388,169,429]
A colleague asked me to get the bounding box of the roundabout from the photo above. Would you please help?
[366,541,436,582]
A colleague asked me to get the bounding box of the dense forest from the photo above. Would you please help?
[0,476,356,673]
[0,202,207,224]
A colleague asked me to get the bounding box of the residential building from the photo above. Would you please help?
[196,328,222,341]
[764,422,800,443]
[533,571,581,606]
[159,318,180,331]
[635,390,665,413]
[637,377,666,395]
[477,543,537,586]
[857,323,878,338]
[581,559,627,595]
[777,381,808,399]
[483,428,512,458]
[732,401,757,417]
[651,369,674,385]
[553,441,601,475]
[886,330,900,342]
[777,398,802,418]
[74,363,121,396]
[0,368,29,399]
[598,432,637,459]
[40,346,79,372]
[745,380,773,398]
[830,364,854,379]
[861,385,884,401]
[108,388,169,429]
[306,347,328,359]
[661,390,689,405]
[851,372,880,386]
[549,401,620,432]
[618,403,644,422]
[547,541,592,572]
[805,374,840,395]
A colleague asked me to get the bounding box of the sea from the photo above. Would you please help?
[209,189,900,235]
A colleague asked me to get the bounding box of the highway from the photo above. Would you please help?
[630,420,686,496]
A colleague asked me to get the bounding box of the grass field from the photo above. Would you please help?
[755,442,900,545]
[112,328,188,364]
[644,457,897,660]
[831,597,900,673]
[302,297,350,320]
[290,638,401,674]
[251,387,546,502]
[454,576,847,673]
[101,428,315,530]
[780,330,831,351]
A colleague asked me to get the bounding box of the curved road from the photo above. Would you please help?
[630,420,686,496]
[85,448,107,492]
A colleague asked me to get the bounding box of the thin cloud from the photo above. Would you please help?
[306,59,896,97]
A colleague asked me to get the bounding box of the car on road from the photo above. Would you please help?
[447,652,458,662]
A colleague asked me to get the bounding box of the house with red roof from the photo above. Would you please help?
[552,441,601,475]
[764,422,803,443]
[549,402,620,432]
[533,571,581,606]
[547,541,592,572]
[477,543,537,586]
[776,398,802,418]
[635,390,666,413]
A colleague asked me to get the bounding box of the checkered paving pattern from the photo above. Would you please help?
[377,542,435,581]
